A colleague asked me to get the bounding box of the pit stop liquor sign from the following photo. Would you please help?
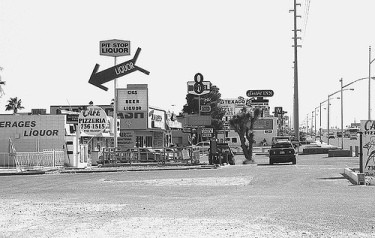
[100,39,130,57]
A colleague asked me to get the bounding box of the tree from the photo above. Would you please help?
[5,97,25,114]
[182,85,225,132]
[229,107,261,164]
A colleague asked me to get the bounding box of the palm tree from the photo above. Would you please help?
[5,97,25,114]
[229,107,261,164]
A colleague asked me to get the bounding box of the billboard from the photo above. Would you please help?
[117,86,148,130]
[148,108,166,129]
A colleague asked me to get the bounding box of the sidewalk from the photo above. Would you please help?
[0,158,218,176]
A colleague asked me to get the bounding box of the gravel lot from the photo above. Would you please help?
[1,154,375,237]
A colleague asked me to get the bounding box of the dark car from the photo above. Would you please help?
[269,141,297,165]
[209,143,235,165]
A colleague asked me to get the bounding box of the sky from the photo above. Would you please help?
[0,0,375,131]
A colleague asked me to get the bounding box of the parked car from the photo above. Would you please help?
[194,141,210,154]
[269,141,297,165]
[209,143,235,165]
[327,133,335,139]
[271,136,292,145]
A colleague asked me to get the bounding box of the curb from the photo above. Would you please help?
[0,164,220,176]
[0,170,46,176]
[343,168,365,185]
[59,165,218,174]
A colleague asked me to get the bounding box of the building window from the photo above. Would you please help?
[136,136,144,147]
[145,136,152,147]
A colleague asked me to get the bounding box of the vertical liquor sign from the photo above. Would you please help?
[361,120,375,175]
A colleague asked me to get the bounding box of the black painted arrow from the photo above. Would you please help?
[89,47,150,91]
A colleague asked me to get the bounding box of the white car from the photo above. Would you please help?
[194,141,210,154]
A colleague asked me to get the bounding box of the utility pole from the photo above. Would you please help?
[290,0,301,140]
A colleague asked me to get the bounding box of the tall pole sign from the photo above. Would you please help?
[187,73,211,115]
[89,39,150,149]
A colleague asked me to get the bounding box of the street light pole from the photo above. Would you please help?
[311,111,314,136]
[327,95,330,144]
[314,106,319,140]
[340,78,344,149]
[370,46,375,120]
[326,88,354,145]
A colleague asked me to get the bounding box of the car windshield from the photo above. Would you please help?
[272,143,293,149]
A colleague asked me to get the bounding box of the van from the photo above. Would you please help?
[225,137,242,154]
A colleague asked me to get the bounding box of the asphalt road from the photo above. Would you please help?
[1,153,375,237]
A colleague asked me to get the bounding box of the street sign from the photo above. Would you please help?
[200,105,211,113]
[100,39,130,57]
[187,82,211,95]
[201,127,214,134]
[182,127,192,133]
[275,107,283,115]
[246,90,274,97]
[78,106,108,136]
[89,48,150,91]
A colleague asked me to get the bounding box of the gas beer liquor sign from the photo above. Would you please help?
[117,87,148,130]
[100,39,130,57]
[78,106,108,136]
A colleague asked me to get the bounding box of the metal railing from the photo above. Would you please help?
[99,147,200,165]
[0,150,65,169]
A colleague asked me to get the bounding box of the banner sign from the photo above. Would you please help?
[361,120,375,175]
[118,130,135,148]
[246,90,274,97]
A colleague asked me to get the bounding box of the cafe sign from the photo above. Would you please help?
[78,106,108,136]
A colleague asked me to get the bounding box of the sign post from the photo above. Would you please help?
[91,40,150,149]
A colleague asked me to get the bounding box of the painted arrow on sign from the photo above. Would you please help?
[89,47,150,91]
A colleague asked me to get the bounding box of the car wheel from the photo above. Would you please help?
[292,158,296,164]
